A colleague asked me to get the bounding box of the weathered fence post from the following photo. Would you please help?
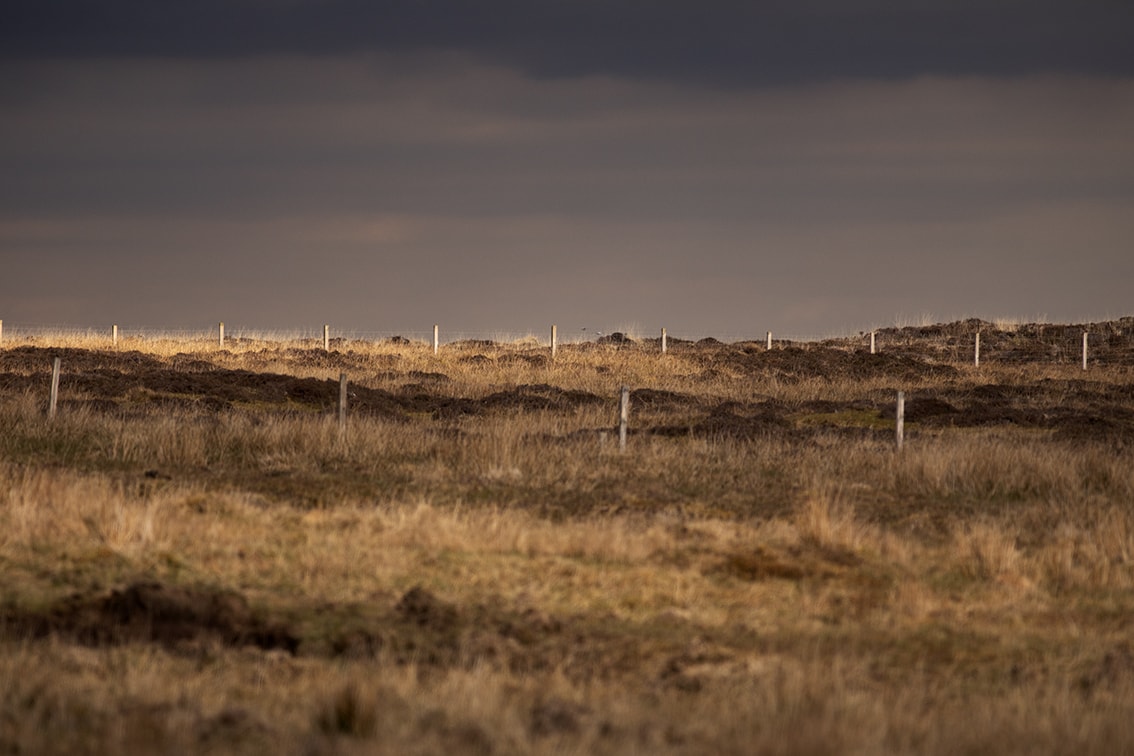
[974,331,980,367]
[766,331,773,351]
[338,372,348,432]
[0,319,4,345]
[551,324,558,359]
[218,322,225,348]
[619,386,630,452]
[323,324,330,352]
[1082,331,1088,371]
[661,327,668,354]
[112,324,118,348]
[870,331,876,354]
[433,324,440,356]
[896,390,905,451]
[49,357,61,420]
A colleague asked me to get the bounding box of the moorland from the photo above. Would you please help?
[1,318,1133,754]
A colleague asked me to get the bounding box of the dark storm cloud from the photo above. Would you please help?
[3,1,1133,84]
[2,4,1132,335]
[3,54,1131,333]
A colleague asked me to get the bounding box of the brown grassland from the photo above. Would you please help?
[1,319,1133,754]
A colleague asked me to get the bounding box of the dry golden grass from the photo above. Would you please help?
[1,328,1133,752]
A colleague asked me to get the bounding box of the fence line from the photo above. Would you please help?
[2,320,1133,365]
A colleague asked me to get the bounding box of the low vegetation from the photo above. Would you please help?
[1,319,1133,753]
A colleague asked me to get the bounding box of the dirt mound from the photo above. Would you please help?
[0,358,409,417]
[428,384,607,419]
[595,332,634,346]
[0,346,165,373]
[722,346,958,382]
[629,388,700,411]
[650,401,793,441]
[901,397,959,422]
[249,348,376,371]
[4,581,297,653]
[876,318,989,341]
[694,403,792,440]
[396,586,461,631]
[496,352,549,367]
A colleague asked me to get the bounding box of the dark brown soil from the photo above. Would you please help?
[3,581,297,653]
[0,583,719,684]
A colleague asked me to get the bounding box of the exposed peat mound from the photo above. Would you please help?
[0,353,611,420]
[240,348,393,372]
[496,352,549,368]
[717,347,959,383]
[0,346,165,373]
[428,384,607,419]
[0,365,404,416]
[629,388,701,412]
[595,332,634,346]
[845,382,1134,443]
[876,318,1134,364]
[2,581,297,653]
[649,401,794,441]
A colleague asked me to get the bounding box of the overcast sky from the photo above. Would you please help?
[2,1,1132,338]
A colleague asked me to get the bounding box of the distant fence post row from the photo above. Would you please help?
[0,319,1117,370]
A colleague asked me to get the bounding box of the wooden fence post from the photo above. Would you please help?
[112,324,118,348]
[338,372,348,432]
[896,390,905,451]
[766,331,772,351]
[661,327,667,354]
[974,331,980,367]
[219,322,225,348]
[323,324,330,352]
[551,324,558,359]
[619,386,630,452]
[1082,331,1088,371]
[870,331,876,354]
[433,324,439,356]
[0,319,3,345]
[49,357,61,420]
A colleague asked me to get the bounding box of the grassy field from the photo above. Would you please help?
[1,321,1133,754]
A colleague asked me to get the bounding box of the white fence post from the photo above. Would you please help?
[870,331,876,354]
[619,386,630,452]
[766,331,772,351]
[661,327,668,354]
[433,324,440,356]
[896,390,905,451]
[112,324,118,347]
[974,331,980,367]
[218,322,225,348]
[551,324,558,359]
[323,324,330,352]
[49,357,61,420]
[1082,331,1088,370]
